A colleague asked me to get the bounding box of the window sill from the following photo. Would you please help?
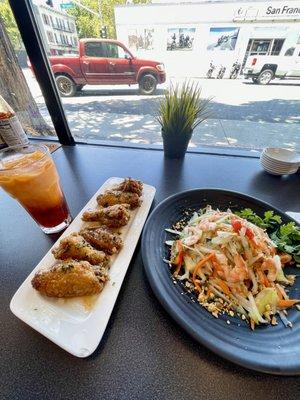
[29,136,261,159]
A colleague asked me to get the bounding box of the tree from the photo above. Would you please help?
[0,0,21,50]
[68,0,149,39]
[68,0,101,38]
[0,17,53,136]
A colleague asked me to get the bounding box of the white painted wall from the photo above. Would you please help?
[115,1,300,77]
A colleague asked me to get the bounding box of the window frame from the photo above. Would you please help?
[8,0,74,145]
[7,0,263,157]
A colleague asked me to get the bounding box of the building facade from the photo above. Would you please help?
[115,0,300,77]
[33,3,79,56]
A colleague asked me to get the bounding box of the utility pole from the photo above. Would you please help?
[98,0,102,27]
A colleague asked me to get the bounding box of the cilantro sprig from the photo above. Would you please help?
[235,208,282,230]
[235,208,300,265]
[271,223,300,264]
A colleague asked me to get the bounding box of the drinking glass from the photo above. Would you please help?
[0,143,71,233]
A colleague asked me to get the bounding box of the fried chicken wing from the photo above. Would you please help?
[80,227,123,255]
[31,260,108,298]
[82,204,130,227]
[97,190,141,209]
[114,178,143,196]
[52,233,109,266]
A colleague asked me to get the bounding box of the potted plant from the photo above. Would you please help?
[157,82,211,158]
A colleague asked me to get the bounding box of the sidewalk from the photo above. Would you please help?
[26,64,298,150]
[39,104,299,150]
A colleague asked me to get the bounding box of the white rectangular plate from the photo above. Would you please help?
[10,177,156,357]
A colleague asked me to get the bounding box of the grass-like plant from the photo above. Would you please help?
[157,81,212,136]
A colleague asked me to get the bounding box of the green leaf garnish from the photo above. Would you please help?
[235,208,300,264]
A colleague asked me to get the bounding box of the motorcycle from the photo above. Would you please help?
[229,61,241,79]
[184,36,193,49]
[206,61,216,78]
[217,65,226,79]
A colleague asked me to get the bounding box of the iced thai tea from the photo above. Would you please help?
[0,144,71,233]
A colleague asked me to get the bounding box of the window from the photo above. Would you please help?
[105,43,119,58]
[250,40,271,55]
[106,43,128,58]
[85,42,129,58]
[42,14,49,25]
[0,4,56,140]
[270,39,284,56]
[46,31,54,43]
[284,47,295,56]
[7,0,299,151]
[85,42,106,57]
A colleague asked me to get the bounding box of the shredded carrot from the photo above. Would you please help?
[192,253,215,292]
[250,318,255,330]
[278,299,300,309]
[249,238,259,249]
[212,259,223,278]
[257,270,270,287]
[215,278,231,296]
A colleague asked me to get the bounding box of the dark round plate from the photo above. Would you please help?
[141,189,300,375]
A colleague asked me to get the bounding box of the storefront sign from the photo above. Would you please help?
[234,3,300,21]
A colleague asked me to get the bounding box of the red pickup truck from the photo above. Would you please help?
[49,39,166,96]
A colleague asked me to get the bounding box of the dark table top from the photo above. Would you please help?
[1,144,300,400]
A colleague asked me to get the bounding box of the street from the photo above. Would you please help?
[24,68,300,150]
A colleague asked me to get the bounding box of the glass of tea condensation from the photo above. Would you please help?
[0,144,71,234]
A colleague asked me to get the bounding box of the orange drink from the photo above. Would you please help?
[0,144,71,233]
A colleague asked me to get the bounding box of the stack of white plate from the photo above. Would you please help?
[260,148,300,176]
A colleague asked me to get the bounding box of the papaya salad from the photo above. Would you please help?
[165,206,300,330]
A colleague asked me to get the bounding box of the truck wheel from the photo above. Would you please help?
[257,69,274,85]
[139,74,157,95]
[55,75,76,97]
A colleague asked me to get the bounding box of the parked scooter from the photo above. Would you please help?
[229,61,241,79]
[206,61,216,78]
[217,65,226,79]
